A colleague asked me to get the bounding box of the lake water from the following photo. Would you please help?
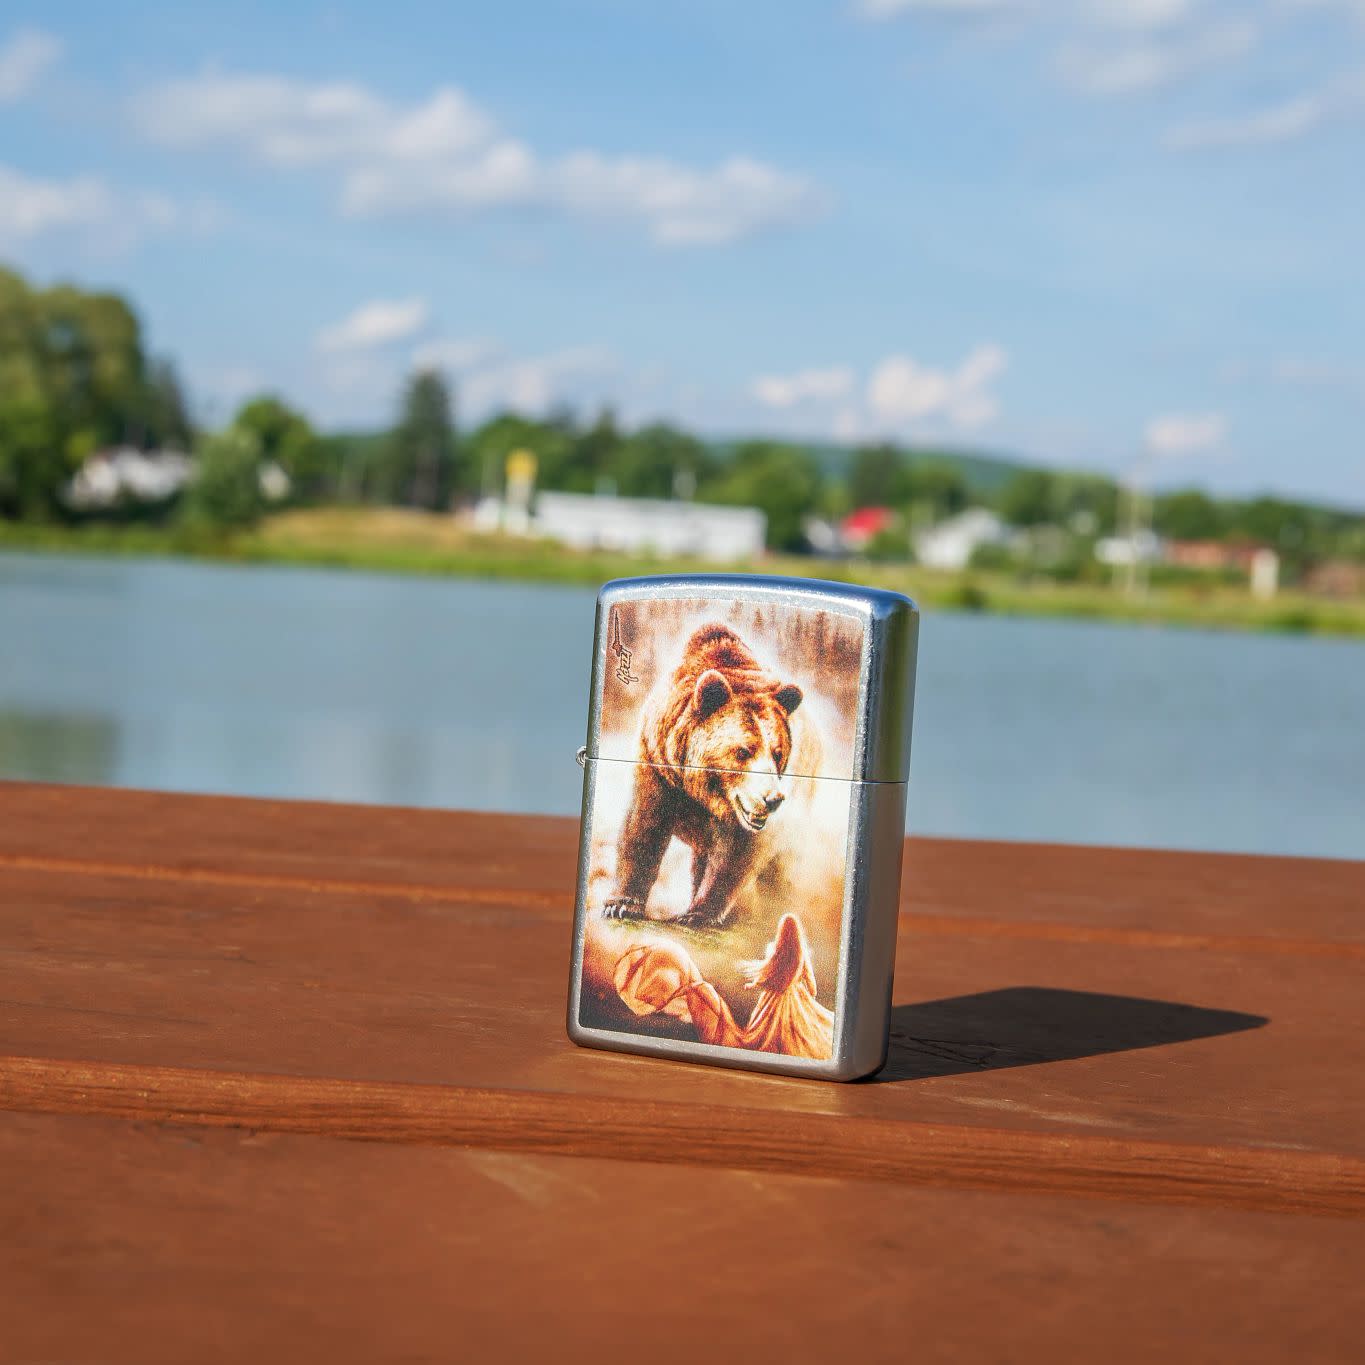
[1,552,1360,859]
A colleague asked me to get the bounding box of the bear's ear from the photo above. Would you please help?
[694,669,732,718]
[774,683,803,714]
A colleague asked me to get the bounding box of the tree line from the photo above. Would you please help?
[2,266,1362,571]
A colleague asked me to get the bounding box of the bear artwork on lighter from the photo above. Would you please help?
[575,594,866,1064]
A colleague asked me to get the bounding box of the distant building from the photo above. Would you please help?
[1095,529,1163,567]
[915,508,1009,571]
[66,447,291,510]
[65,447,192,510]
[1164,539,1270,573]
[473,491,766,561]
[1303,559,1365,599]
[1159,539,1280,597]
[840,506,899,553]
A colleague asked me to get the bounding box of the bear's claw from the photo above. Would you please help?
[672,907,725,929]
[602,897,646,920]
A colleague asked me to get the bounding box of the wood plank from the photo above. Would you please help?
[4,1054,1359,1217]
[0,784,1362,1214]
[2,1110,1361,1365]
[3,781,1360,946]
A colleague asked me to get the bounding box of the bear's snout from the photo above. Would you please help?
[762,788,786,813]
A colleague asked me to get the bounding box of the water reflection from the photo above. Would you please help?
[0,709,120,786]
[2,552,1362,859]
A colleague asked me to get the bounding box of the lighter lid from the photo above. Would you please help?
[585,574,918,785]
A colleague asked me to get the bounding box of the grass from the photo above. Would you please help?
[4,506,1364,640]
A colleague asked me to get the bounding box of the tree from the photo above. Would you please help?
[180,426,264,531]
[702,441,822,552]
[1153,488,1222,541]
[568,407,623,493]
[0,266,164,518]
[904,460,969,520]
[234,394,323,495]
[1051,473,1119,536]
[464,413,574,498]
[144,358,195,451]
[0,399,64,520]
[378,370,458,509]
[848,444,908,509]
[998,469,1057,527]
[38,284,146,450]
[610,423,715,499]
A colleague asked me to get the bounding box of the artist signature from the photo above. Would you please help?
[610,614,638,684]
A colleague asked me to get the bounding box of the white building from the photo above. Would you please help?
[65,448,193,510]
[474,491,766,561]
[1094,529,1163,567]
[66,447,292,510]
[914,508,1010,571]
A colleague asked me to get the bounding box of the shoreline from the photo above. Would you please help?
[3,508,1363,640]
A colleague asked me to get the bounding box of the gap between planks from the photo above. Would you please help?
[0,1053,1361,1219]
[2,851,1362,961]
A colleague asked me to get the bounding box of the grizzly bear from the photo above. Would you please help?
[603,622,804,928]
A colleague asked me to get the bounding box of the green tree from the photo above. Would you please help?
[0,266,166,518]
[1051,473,1120,536]
[464,413,574,498]
[1153,488,1222,540]
[904,460,969,520]
[848,444,909,509]
[180,426,264,531]
[0,399,64,520]
[567,407,623,493]
[38,284,146,450]
[998,469,1057,527]
[234,394,323,495]
[378,370,458,509]
[143,358,195,450]
[702,441,822,552]
[610,423,716,499]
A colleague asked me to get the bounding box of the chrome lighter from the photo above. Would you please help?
[567,574,918,1081]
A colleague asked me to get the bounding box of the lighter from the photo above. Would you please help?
[567,574,918,1081]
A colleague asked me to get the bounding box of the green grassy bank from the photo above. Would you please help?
[4,508,1363,639]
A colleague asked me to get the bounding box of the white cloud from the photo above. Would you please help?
[747,344,1008,436]
[0,165,110,240]
[1084,0,1193,29]
[858,0,1196,24]
[1057,22,1255,96]
[855,0,1289,118]
[0,163,206,251]
[867,343,1008,429]
[1167,96,1322,147]
[752,366,856,408]
[410,337,501,373]
[132,72,824,247]
[0,27,61,103]
[1269,357,1365,394]
[1144,411,1226,456]
[857,0,1020,18]
[316,297,430,353]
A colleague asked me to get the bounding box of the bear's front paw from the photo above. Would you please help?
[602,896,646,920]
[673,906,725,929]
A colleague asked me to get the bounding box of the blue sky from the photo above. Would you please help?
[2,0,1362,505]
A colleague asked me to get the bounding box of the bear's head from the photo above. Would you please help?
[682,668,803,832]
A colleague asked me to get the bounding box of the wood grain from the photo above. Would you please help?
[6,1111,1361,1365]
[0,781,1362,1212]
[3,1053,1361,1217]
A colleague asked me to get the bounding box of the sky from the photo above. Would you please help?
[1,0,1362,505]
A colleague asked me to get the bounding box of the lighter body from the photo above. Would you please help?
[567,574,919,1081]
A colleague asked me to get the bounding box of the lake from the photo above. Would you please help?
[1,552,1360,860]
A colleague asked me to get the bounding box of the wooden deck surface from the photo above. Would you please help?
[1,781,1361,1362]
